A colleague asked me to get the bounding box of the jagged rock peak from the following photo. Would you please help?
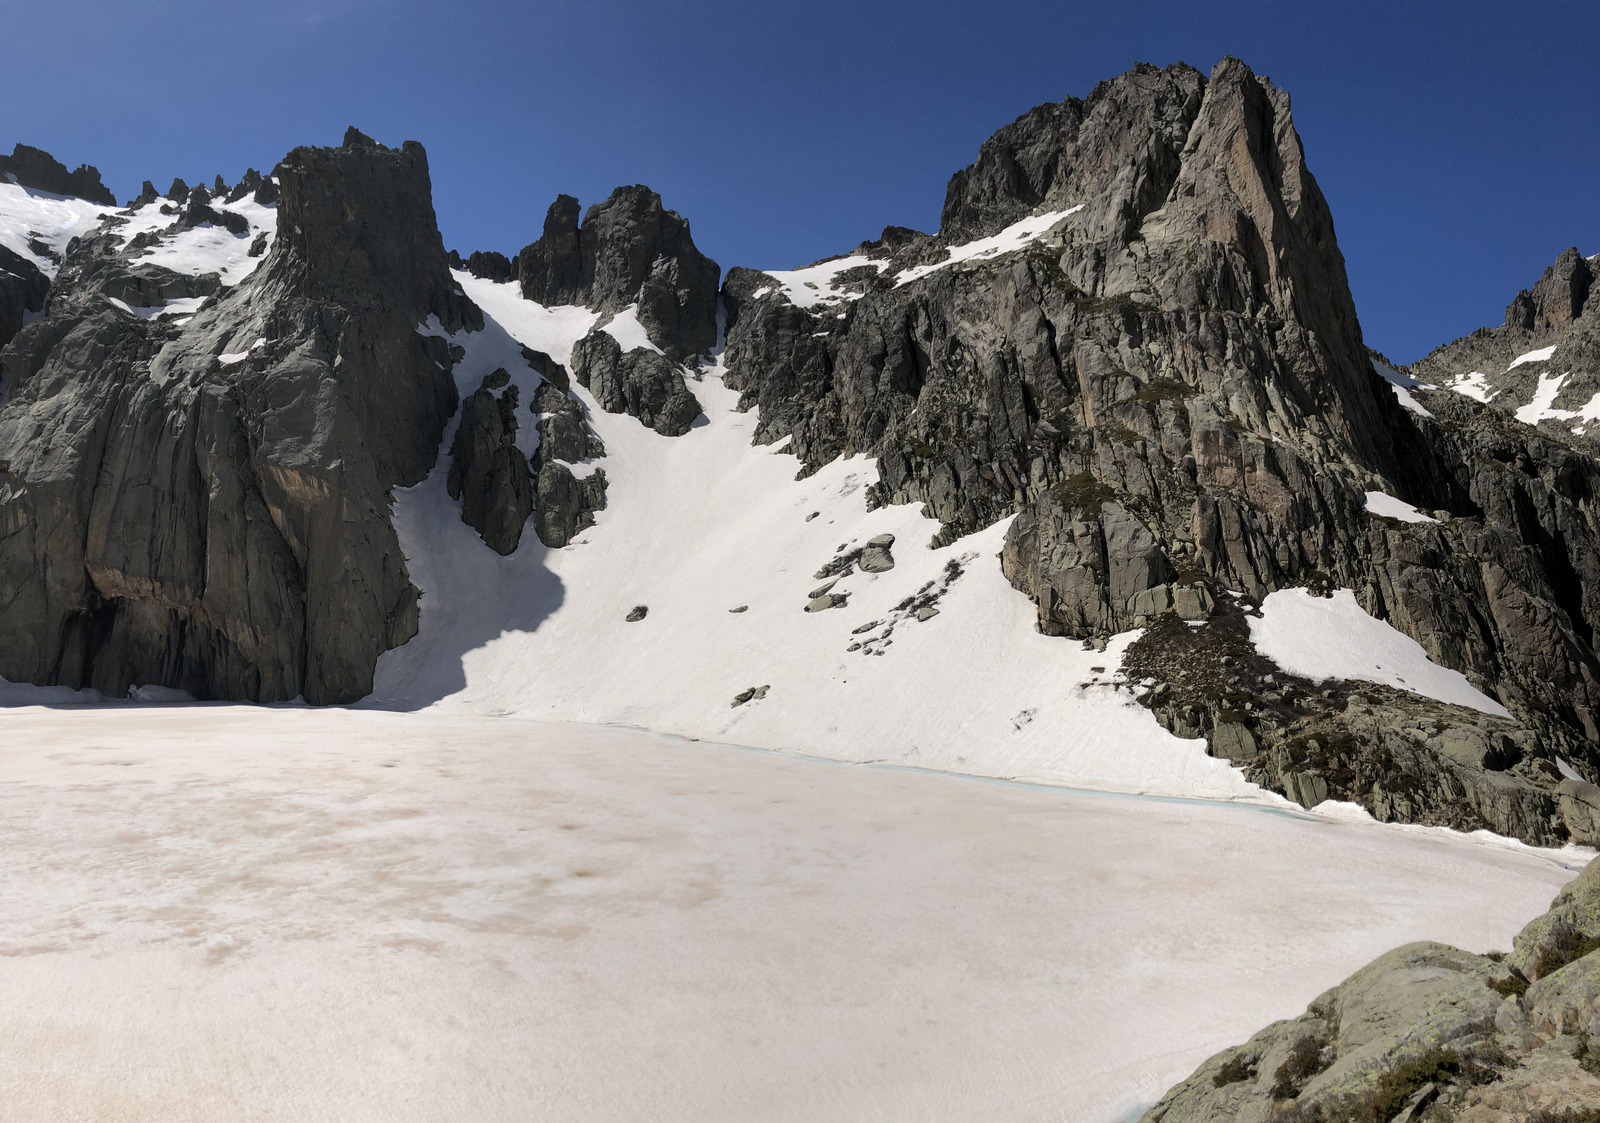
[0,143,116,206]
[267,127,479,334]
[1507,246,1595,337]
[516,185,720,361]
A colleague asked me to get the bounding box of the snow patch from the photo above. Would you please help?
[107,295,207,320]
[1449,370,1497,403]
[1508,345,1558,371]
[1364,491,1438,524]
[896,205,1085,287]
[1251,588,1511,717]
[598,303,662,354]
[1514,370,1583,426]
[756,255,880,310]
[1372,359,1434,418]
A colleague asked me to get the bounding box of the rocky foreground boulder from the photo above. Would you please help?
[720,57,1600,844]
[0,127,477,703]
[1142,856,1600,1122]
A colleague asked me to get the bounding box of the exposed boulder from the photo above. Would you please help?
[447,380,532,555]
[569,328,702,436]
[1141,856,1600,1121]
[0,126,477,704]
[0,143,116,205]
[517,185,720,360]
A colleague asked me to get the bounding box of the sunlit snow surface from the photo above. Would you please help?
[377,274,1253,801]
[1252,588,1511,717]
[0,180,114,274]
[1509,344,1558,370]
[0,705,1582,1123]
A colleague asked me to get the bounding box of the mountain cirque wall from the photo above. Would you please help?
[0,128,477,704]
[721,57,1600,843]
[0,142,116,206]
[1142,855,1600,1122]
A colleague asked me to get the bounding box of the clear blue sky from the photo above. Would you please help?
[2,0,1594,363]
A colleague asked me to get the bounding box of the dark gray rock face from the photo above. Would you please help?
[1141,857,1600,1121]
[0,128,477,704]
[517,186,720,360]
[447,380,531,555]
[533,460,607,548]
[0,144,116,205]
[0,244,49,351]
[721,57,1600,840]
[570,328,702,436]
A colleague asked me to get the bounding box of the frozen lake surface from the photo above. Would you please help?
[0,706,1582,1122]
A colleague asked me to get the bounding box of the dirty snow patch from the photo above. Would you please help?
[1251,588,1511,717]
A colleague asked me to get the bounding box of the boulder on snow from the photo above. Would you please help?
[626,605,648,622]
[570,328,702,437]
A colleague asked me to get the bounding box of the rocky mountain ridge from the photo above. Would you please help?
[1,59,1596,849]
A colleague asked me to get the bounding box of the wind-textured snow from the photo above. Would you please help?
[1251,588,1512,717]
[0,180,113,275]
[377,276,1258,802]
[1371,358,1434,418]
[896,205,1086,286]
[1364,490,1438,524]
[1508,344,1559,370]
[0,705,1583,1123]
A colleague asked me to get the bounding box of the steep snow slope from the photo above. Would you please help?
[377,275,1252,800]
[0,706,1582,1123]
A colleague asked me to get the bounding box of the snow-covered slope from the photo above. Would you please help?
[377,274,1252,800]
[0,180,114,274]
[371,275,1526,807]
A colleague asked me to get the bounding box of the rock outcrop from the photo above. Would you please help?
[0,126,477,703]
[0,143,116,205]
[1141,856,1600,1121]
[0,243,49,352]
[569,327,702,436]
[720,57,1600,839]
[516,185,720,360]
[447,374,532,555]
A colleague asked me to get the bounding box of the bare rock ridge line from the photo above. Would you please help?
[0,142,116,206]
[718,56,1600,845]
[1,56,1597,849]
[1143,853,1600,1119]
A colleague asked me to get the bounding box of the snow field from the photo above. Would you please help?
[0,180,113,275]
[0,706,1581,1123]
[895,205,1086,287]
[1251,588,1511,717]
[379,276,1257,801]
[1364,490,1438,524]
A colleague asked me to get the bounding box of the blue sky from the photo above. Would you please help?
[2,0,1594,362]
